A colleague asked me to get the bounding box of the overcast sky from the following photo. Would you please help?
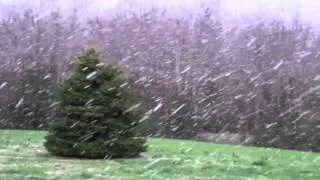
[0,0,320,26]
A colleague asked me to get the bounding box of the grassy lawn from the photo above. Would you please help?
[0,130,319,180]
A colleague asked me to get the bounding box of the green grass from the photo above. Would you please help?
[0,130,319,180]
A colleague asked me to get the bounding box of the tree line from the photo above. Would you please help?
[0,7,319,152]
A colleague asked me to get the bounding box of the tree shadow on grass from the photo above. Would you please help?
[35,150,148,162]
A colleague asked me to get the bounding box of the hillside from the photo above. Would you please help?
[0,130,319,180]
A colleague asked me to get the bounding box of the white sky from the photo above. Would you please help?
[0,0,320,26]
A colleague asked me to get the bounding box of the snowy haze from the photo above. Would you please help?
[1,0,320,27]
[0,0,319,153]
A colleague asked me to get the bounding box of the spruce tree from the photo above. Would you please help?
[44,49,147,159]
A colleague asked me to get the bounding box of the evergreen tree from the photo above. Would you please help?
[44,49,147,159]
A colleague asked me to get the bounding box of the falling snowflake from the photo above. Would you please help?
[0,82,8,90]
[169,104,186,117]
[273,60,284,70]
[124,103,142,113]
[314,75,320,81]
[15,98,24,108]
[43,74,51,80]
[152,103,163,112]
[86,71,97,79]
